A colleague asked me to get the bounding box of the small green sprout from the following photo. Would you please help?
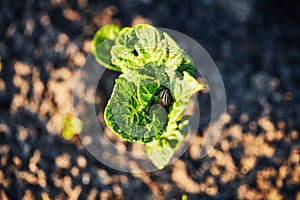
[62,116,83,140]
[182,194,188,200]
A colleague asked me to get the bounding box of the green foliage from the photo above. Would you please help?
[104,66,166,143]
[145,71,204,169]
[92,24,205,169]
[92,24,122,48]
[92,24,122,72]
[62,116,83,140]
[93,24,194,75]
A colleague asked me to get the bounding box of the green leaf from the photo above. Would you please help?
[110,45,143,72]
[115,27,132,45]
[163,32,183,70]
[168,71,205,123]
[92,24,122,72]
[92,24,122,49]
[111,24,168,71]
[93,40,122,71]
[104,65,169,143]
[146,118,189,169]
[145,71,205,169]
[128,24,167,65]
[177,51,195,76]
[92,24,197,75]
[62,128,74,140]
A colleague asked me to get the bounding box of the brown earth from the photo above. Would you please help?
[0,0,299,199]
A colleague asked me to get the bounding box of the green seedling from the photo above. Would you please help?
[182,194,188,200]
[92,24,205,169]
[62,116,83,140]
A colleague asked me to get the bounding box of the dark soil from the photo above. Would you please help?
[0,0,299,199]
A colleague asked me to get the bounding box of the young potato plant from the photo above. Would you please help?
[92,24,205,169]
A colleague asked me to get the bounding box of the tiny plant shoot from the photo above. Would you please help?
[92,24,205,169]
[62,116,83,140]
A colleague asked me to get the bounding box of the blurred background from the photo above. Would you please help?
[0,0,299,199]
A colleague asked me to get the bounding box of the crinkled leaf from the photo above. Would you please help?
[111,24,186,72]
[111,45,143,72]
[163,32,183,70]
[177,51,195,76]
[94,24,196,75]
[115,27,132,45]
[145,71,205,169]
[128,24,167,65]
[146,118,189,169]
[168,71,205,122]
[104,65,170,143]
